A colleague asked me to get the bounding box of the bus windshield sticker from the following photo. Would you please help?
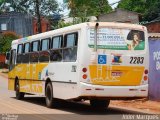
[88,28,145,50]
[98,55,107,64]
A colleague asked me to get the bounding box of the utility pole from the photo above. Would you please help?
[35,0,42,33]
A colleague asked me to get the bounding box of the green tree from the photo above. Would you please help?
[89,0,112,15]
[117,0,146,15]
[66,0,112,23]
[0,0,59,32]
[0,31,20,53]
[1,0,59,16]
[0,0,9,12]
[58,20,73,28]
[144,0,160,21]
[117,0,160,21]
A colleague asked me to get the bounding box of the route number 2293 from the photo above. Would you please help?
[130,57,144,64]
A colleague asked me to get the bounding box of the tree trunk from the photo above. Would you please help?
[35,0,42,33]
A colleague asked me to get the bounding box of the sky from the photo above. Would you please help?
[108,0,120,8]
[57,0,120,16]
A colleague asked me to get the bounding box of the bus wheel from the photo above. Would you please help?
[90,99,110,109]
[15,80,24,100]
[45,82,54,108]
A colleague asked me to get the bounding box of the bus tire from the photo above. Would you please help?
[15,80,24,100]
[45,82,54,108]
[90,99,110,109]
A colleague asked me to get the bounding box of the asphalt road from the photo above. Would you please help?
[0,74,146,120]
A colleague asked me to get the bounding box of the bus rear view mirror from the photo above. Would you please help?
[5,52,10,64]
[6,52,10,60]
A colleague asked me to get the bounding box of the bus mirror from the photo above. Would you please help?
[6,52,10,60]
[5,52,10,64]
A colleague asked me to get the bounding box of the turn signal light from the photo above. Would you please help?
[144,76,148,81]
[144,69,148,74]
[83,74,87,79]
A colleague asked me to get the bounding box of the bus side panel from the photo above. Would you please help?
[8,79,15,91]
[8,66,17,91]
[52,82,78,99]
[39,29,83,99]
[20,80,43,94]
[8,63,47,95]
[41,62,79,99]
[19,63,47,94]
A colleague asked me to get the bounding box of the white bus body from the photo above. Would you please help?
[8,22,149,108]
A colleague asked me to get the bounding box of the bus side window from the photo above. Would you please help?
[63,32,78,62]
[32,41,40,52]
[50,36,63,62]
[41,38,50,51]
[30,41,40,63]
[22,42,30,63]
[39,38,50,62]
[17,44,23,64]
[24,42,30,53]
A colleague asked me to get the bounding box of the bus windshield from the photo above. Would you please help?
[88,28,145,50]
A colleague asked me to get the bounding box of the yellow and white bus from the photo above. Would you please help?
[6,22,149,108]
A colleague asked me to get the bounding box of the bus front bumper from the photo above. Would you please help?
[79,82,148,99]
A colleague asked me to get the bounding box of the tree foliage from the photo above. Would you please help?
[144,0,160,21]
[0,0,59,16]
[117,0,160,21]
[0,0,59,32]
[58,20,73,28]
[0,31,20,53]
[67,0,112,22]
[117,0,146,14]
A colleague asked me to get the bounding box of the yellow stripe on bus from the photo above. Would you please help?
[8,63,48,93]
[89,65,144,86]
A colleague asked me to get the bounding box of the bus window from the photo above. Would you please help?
[17,44,23,54]
[52,36,62,49]
[30,41,39,63]
[24,43,30,53]
[63,32,78,62]
[66,34,75,47]
[22,42,30,63]
[39,38,50,62]
[17,44,23,63]
[41,38,50,51]
[50,36,63,62]
[32,41,39,52]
